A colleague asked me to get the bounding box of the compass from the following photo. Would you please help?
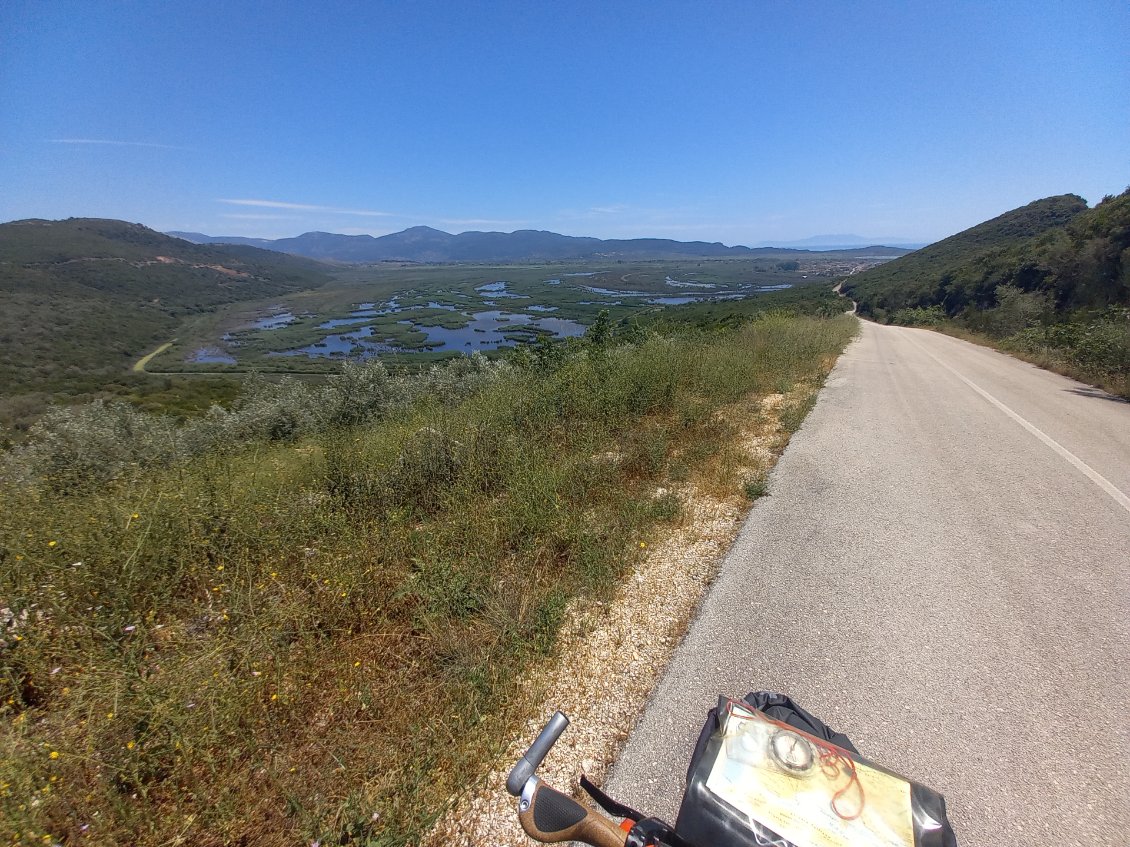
[769,729,816,776]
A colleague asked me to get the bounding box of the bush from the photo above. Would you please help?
[1005,307,1130,379]
[1,355,511,493]
[2,400,181,491]
[891,305,945,326]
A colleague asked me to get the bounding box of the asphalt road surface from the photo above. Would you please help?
[607,321,1130,846]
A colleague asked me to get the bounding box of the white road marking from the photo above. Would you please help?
[908,333,1130,516]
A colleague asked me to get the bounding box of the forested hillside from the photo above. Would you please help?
[0,218,330,410]
[842,190,1130,394]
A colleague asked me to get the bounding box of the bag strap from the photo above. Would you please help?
[578,776,695,847]
[625,817,697,847]
[579,774,645,822]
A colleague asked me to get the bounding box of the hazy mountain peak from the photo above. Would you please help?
[159,225,915,263]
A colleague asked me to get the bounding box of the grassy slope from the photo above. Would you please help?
[0,313,856,846]
[0,219,331,399]
[841,193,1090,318]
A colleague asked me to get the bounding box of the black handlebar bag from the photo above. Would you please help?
[674,693,958,847]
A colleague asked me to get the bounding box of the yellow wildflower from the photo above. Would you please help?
[49,751,59,760]
[48,540,57,548]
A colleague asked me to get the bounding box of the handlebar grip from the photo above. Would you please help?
[518,782,627,847]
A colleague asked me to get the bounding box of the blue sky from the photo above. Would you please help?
[1,0,1126,245]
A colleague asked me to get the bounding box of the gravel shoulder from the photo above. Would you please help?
[607,322,1130,845]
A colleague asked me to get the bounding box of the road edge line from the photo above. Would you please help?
[907,333,1130,516]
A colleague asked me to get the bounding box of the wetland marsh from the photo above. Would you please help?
[161,256,870,372]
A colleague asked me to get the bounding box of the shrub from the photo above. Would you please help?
[2,399,181,491]
[891,305,945,326]
[1,354,511,492]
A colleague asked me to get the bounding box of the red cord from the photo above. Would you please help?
[816,744,865,821]
[725,699,866,822]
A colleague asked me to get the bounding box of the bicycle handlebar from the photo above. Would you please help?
[507,711,570,796]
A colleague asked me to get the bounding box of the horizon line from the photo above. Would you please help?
[165,223,927,249]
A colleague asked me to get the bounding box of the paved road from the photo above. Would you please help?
[607,322,1130,845]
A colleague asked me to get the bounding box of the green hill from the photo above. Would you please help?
[841,194,1093,317]
[842,190,1130,394]
[0,218,331,402]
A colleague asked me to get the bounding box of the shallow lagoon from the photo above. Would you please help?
[270,325,402,359]
[666,276,716,289]
[249,311,295,330]
[270,300,588,358]
[189,346,237,364]
[475,280,528,299]
[404,310,585,351]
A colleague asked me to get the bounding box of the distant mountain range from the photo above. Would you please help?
[167,226,914,263]
[756,234,927,250]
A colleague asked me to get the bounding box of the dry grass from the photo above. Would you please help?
[424,379,824,847]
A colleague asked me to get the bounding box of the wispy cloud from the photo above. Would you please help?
[48,138,191,150]
[556,203,698,223]
[219,213,302,221]
[218,198,393,217]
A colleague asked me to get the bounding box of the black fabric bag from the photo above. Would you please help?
[673,692,958,847]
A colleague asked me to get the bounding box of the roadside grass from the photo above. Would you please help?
[908,320,1130,400]
[0,314,855,846]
